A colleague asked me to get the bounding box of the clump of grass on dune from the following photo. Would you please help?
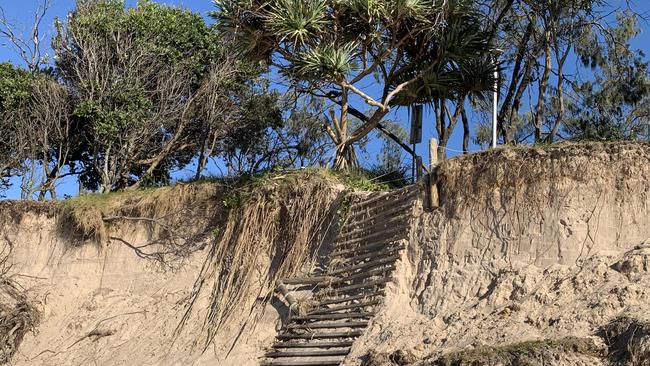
[55,182,222,244]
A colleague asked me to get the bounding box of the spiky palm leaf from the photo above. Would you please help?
[213,0,277,60]
[389,0,496,107]
[289,42,359,81]
[390,0,437,19]
[267,0,327,45]
[339,0,384,20]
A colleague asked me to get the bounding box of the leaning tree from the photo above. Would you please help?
[214,0,494,169]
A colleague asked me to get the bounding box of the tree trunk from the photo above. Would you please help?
[461,109,470,154]
[331,86,353,170]
[435,100,445,159]
[506,59,535,143]
[498,19,535,144]
[332,143,358,170]
[194,133,208,181]
[38,164,60,201]
[439,101,464,159]
[546,43,571,143]
[533,29,553,143]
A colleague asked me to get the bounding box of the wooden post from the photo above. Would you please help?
[429,138,438,170]
[428,138,439,209]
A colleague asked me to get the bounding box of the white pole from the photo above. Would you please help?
[492,66,498,149]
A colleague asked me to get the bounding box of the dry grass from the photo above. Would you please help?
[428,338,602,366]
[436,141,650,212]
[53,182,230,270]
[56,182,222,244]
[176,170,343,351]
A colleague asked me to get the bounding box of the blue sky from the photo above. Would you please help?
[1,0,649,199]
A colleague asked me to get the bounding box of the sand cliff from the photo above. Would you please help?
[1,142,649,365]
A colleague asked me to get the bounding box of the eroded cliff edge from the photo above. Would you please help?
[0,142,649,366]
[352,142,650,365]
[0,172,344,365]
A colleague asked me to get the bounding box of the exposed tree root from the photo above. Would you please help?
[176,173,342,351]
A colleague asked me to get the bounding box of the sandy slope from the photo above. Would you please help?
[3,213,277,365]
[0,174,342,366]
[1,142,649,366]
[347,142,650,365]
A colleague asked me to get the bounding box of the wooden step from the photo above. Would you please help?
[334,245,404,266]
[308,299,382,315]
[284,266,394,291]
[273,340,354,349]
[348,188,418,212]
[265,349,351,358]
[338,215,411,241]
[317,280,390,302]
[316,290,385,306]
[260,359,345,366]
[319,266,396,288]
[283,275,335,285]
[327,254,400,276]
[347,193,391,212]
[338,214,410,240]
[335,226,404,248]
[332,239,404,258]
[292,312,374,321]
[344,198,415,224]
[277,330,363,340]
[333,236,404,258]
[287,321,368,330]
[330,277,391,295]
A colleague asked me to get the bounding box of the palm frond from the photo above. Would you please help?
[389,0,496,106]
[289,42,358,81]
[338,0,384,20]
[391,0,437,20]
[267,0,327,45]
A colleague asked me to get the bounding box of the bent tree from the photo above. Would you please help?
[214,0,471,169]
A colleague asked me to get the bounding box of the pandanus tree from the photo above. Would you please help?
[213,0,476,169]
[390,6,498,158]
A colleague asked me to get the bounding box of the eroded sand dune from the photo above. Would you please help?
[1,142,649,365]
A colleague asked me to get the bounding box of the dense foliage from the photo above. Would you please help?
[54,0,244,192]
[0,0,648,199]
[214,0,497,166]
[0,0,329,198]
[473,0,650,145]
[0,63,31,191]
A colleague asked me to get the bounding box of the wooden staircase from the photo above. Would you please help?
[261,186,419,366]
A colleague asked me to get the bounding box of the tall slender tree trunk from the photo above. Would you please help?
[440,100,464,158]
[435,100,445,159]
[547,43,571,143]
[332,85,359,170]
[534,30,553,142]
[498,19,535,144]
[461,109,470,154]
[195,133,208,180]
